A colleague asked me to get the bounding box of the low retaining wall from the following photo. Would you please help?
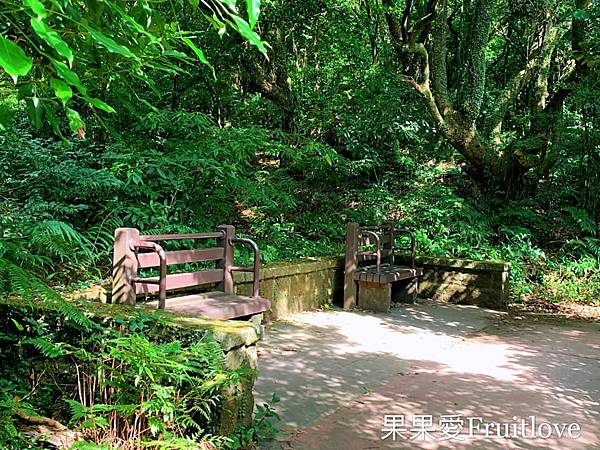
[79,254,509,318]
[234,254,510,317]
[233,257,343,320]
[415,256,510,309]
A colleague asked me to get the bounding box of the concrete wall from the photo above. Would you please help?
[79,254,509,317]
[233,257,344,320]
[414,256,510,309]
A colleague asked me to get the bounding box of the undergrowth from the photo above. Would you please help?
[0,300,249,449]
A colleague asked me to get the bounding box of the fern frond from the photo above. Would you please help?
[22,337,71,358]
[27,220,94,261]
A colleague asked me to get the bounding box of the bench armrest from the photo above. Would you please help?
[392,228,416,268]
[359,230,381,272]
[131,240,167,309]
[229,237,260,298]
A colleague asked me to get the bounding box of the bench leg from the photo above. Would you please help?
[357,281,391,312]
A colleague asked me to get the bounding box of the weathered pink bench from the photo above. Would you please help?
[344,222,423,312]
[112,225,270,320]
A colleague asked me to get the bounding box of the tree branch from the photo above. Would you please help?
[454,0,494,123]
[401,0,414,42]
[429,0,451,115]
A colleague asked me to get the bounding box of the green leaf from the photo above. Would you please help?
[66,108,84,133]
[188,0,199,10]
[26,95,43,129]
[86,96,116,113]
[246,0,260,29]
[573,9,590,20]
[102,0,157,41]
[181,37,214,75]
[0,35,33,81]
[23,0,47,18]
[46,0,63,12]
[81,25,136,58]
[223,0,237,12]
[162,49,189,59]
[43,102,62,135]
[231,16,267,56]
[11,318,24,331]
[0,105,15,129]
[17,84,33,100]
[30,18,74,65]
[52,59,87,95]
[50,77,72,105]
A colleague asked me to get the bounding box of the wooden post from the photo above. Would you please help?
[218,225,235,294]
[112,227,139,305]
[343,222,359,309]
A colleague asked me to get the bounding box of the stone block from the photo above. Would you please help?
[219,373,255,434]
[357,281,391,312]
[70,284,110,303]
[225,345,258,371]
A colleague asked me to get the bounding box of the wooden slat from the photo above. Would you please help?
[358,253,377,262]
[136,248,224,268]
[135,269,224,294]
[139,232,224,241]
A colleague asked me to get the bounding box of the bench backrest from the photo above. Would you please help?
[112,225,242,305]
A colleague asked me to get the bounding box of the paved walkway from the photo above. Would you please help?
[254,301,600,449]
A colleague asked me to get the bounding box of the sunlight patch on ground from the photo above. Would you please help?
[283,309,526,382]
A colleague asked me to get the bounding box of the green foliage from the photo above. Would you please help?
[2,92,599,304]
[226,393,280,449]
[0,301,244,448]
[0,1,599,448]
[0,0,266,134]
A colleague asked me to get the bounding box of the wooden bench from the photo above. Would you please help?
[343,222,423,312]
[111,225,271,320]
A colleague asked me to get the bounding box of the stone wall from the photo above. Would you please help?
[202,317,262,435]
[157,314,262,434]
[79,253,509,316]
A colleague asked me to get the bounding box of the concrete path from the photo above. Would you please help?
[254,301,600,449]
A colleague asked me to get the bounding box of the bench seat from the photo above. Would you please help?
[147,292,271,320]
[354,264,424,283]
